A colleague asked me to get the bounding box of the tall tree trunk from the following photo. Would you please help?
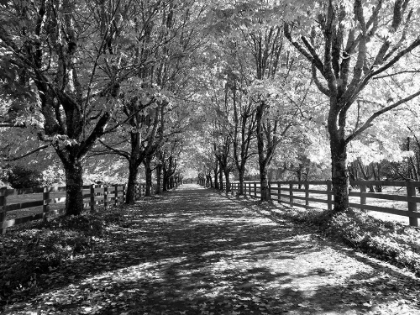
[144,158,153,196]
[156,164,162,194]
[206,173,213,188]
[297,166,302,189]
[256,101,272,202]
[163,172,169,191]
[219,165,224,191]
[259,161,270,201]
[214,163,219,189]
[330,136,349,212]
[238,166,245,195]
[125,160,139,204]
[224,170,230,193]
[63,159,84,216]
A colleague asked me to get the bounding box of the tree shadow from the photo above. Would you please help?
[3,185,420,314]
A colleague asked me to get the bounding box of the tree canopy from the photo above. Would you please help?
[2,0,420,213]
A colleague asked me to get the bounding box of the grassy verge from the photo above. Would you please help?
[0,208,126,308]
[269,204,420,276]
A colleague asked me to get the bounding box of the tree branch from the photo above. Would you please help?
[346,90,420,144]
[98,139,130,159]
[284,23,325,74]
[2,145,50,161]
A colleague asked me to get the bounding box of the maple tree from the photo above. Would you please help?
[203,2,309,200]
[96,0,205,202]
[0,0,145,215]
[284,0,420,211]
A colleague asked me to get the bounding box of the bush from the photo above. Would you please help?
[6,165,42,189]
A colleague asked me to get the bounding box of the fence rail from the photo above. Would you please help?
[0,181,180,234]
[206,180,420,227]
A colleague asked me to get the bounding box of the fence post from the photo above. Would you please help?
[360,183,366,212]
[90,184,95,212]
[123,184,127,202]
[114,185,118,206]
[277,182,281,203]
[1,188,7,235]
[268,182,272,200]
[43,187,50,222]
[407,181,418,227]
[289,183,293,207]
[305,181,309,208]
[254,183,257,198]
[327,180,332,211]
[104,185,108,209]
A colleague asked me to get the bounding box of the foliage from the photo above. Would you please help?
[5,165,42,189]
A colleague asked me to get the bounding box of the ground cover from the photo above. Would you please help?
[1,184,420,314]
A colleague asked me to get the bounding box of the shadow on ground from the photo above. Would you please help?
[4,184,420,314]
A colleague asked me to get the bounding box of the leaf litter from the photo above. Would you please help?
[2,184,420,314]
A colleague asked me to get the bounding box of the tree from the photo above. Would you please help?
[0,0,143,215]
[95,0,205,203]
[285,0,420,211]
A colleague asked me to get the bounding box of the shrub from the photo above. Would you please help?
[6,165,42,189]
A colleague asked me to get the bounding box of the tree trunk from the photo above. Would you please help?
[156,164,162,194]
[214,164,219,189]
[259,162,270,201]
[238,167,245,195]
[125,160,139,204]
[144,159,153,197]
[63,159,84,216]
[206,174,213,188]
[256,101,271,202]
[163,173,169,192]
[219,166,224,191]
[224,170,230,193]
[330,137,349,212]
[297,167,302,189]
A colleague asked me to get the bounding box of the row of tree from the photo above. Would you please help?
[193,0,420,212]
[0,0,204,214]
[2,0,420,216]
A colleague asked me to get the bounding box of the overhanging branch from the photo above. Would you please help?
[1,145,50,162]
[346,90,420,144]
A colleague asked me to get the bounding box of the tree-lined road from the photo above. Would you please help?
[5,184,420,314]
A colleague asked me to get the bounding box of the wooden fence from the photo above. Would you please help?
[207,180,420,227]
[0,181,179,234]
